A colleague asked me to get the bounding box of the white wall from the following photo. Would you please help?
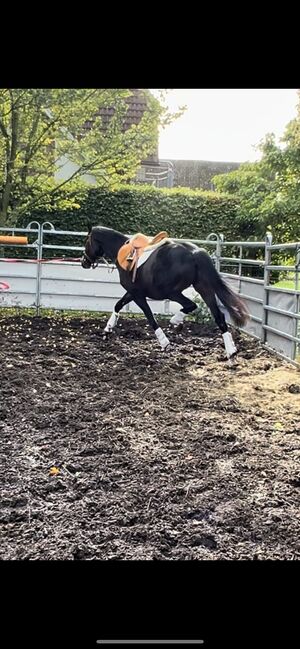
[54,155,97,185]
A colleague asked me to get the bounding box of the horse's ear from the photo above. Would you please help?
[88,224,92,235]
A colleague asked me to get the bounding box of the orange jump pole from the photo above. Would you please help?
[0,236,28,244]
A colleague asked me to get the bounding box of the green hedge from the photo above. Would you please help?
[14,184,244,258]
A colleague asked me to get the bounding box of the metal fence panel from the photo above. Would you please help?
[264,290,298,358]
[0,260,37,308]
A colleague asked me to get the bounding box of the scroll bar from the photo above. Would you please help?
[97,641,204,645]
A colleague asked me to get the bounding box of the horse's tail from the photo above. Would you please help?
[213,275,249,326]
[194,250,249,327]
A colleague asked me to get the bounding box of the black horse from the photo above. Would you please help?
[81,226,249,358]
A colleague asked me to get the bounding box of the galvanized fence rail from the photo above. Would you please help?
[0,222,299,363]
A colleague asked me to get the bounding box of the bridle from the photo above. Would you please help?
[81,234,112,270]
[81,233,101,268]
[81,250,100,269]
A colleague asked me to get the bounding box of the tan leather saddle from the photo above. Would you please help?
[117,231,169,280]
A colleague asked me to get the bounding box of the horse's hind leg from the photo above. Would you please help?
[104,292,132,332]
[168,292,197,327]
[193,283,237,359]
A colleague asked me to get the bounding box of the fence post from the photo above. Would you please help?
[216,234,223,273]
[293,245,300,360]
[295,245,300,292]
[238,244,243,294]
[36,222,55,316]
[207,233,221,271]
[261,231,273,344]
[36,224,43,316]
[26,221,41,316]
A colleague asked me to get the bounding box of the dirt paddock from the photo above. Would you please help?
[0,313,299,559]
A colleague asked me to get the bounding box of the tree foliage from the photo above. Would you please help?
[213,90,300,242]
[0,89,182,226]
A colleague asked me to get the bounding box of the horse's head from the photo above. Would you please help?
[81,226,103,269]
[81,226,128,269]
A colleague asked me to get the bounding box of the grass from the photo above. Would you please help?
[274,280,297,289]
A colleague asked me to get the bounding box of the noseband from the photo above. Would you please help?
[82,233,101,268]
[82,243,112,270]
[82,251,100,268]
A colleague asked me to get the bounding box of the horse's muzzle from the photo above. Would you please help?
[81,255,91,269]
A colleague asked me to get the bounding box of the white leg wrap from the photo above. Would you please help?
[170,311,185,326]
[104,311,118,332]
[222,331,237,358]
[155,327,170,350]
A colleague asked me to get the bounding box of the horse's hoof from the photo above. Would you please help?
[227,353,238,367]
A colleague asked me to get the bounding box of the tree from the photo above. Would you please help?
[213,90,300,242]
[0,89,182,226]
[212,158,276,239]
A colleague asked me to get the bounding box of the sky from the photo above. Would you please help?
[151,89,299,163]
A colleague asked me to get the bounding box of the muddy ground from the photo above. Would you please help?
[0,313,299,560]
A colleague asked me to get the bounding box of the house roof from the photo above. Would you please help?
[83,89,159,165]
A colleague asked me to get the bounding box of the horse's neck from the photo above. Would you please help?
[99,229,127,261]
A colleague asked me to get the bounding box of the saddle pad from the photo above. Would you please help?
[137,238,171,268]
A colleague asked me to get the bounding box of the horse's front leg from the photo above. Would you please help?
[132,292,170,350]
[104,292,132,333]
